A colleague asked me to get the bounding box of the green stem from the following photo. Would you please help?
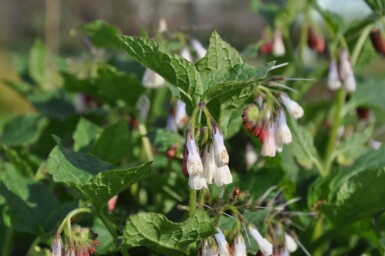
[311,217,324,256]
[97,207,118,239]
[188,189,197,217]
[26,237,41,256]
[57,208,92,235]
[299,9,310,64]
[2,226,14,256]
[351,24,374,65]
[138,123,153,161]
[323,88,345,175]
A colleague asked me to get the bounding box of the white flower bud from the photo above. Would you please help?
[188,173,207,190]
[340,50,356,93]
[232,233,247,256]
[185,136,204,175]
[142,68,165,88]
[191,39,207,59]
[214,228,231,256]
[158,18,168,33]
[368,139,382,150]
[274,111,292,150]
[327,59,341,90]
[52,235,63,256]
[202,146,216,184]
[213,128,229,167]
[261,125,276,157]
[175,100,188,129]
[273,29,285,56]
[200,239,219,256]
[285,233,298,253]
[213,165,233,186]
[281,94,304,119]
[180,48,193,62]
[248,226,273,256]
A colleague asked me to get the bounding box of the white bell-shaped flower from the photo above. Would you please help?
[213,165,233,186]
[213,127,229,167]
[273,29,286,56]
[185,136,203,175]
[261,124,277,157]
[202,146,216,184]
[188,173,207,190]
[232,233,247,256]
[180,48,193,62]
[248,226,273,256]
[274,111,292,151]
[175,100,188,129]
[281,94,304,119]
[285,233,298,253]
[214,228,231,256]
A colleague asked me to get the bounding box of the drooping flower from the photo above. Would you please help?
[327,59,342,90]
[245,143,258,169]
[188,173,207,190]
[261,124,276,157]
[280,94,304,119]
[213,127,229,167]
[213,165,233,187]
[248,226,273,256]
[185,134,204,175]
[274,111,292,151]
[273,29,285,56]
[166,113,177,132]
[370,28,385,56]
[200,238,219,256]
[307,27,325,54]
[232,233,247,256]
[52,234,63,256]
[191,39,207,59]
[214,228,231,256]
[158,18,168,33]
[284,233,298,253]
[339,50,356,93]
[142,68,165,88]
[202,146,216,184]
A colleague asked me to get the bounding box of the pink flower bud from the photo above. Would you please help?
[107,195,118,213]
[261,124,276,157]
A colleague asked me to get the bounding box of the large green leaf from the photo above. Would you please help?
[154,129,184,153]
[47,144,152,204]
[320,148,385,226]
[0,114,48,146]
[79,20,122,49]
[118,35,203,104]
[195,31,243,72]
[28,40,49,85]
[0,162,73,234]
[122,211,215,255]
[73,118,102,151]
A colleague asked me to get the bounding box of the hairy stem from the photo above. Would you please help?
[189,189,197,217]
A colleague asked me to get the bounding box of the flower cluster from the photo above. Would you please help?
[52,226,100,256]
[200,226,275,256]
[183,126,233,190]
[242,93,303,157]
[327,49,356,92]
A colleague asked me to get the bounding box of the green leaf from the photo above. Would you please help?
[346,78,385,112]
[154,129,184,152]
[79,20,122,49]
[118,35,203,104]
[95,66,144,107]
[28,40,49,85]
[335,127,372,166]
[0,162,62,234]
[195,31,243,72]
[89,120,130,164]
[0,114,48,146]
[47,143,152,204]
[320,148,385,226]
[47,144,112,185]
[122,210,215,255]
[287,118,321,170]
[73,118,102,151]
[81,162,152,204]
